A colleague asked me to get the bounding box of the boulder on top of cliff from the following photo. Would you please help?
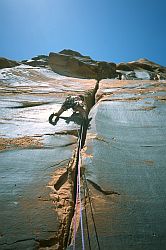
[117,58,166,72]
[128,58,166,72]
[59,49,91,60]
[116,62,133,71]
[116,58,166,79]
[48,50,116,79]
[0,57,20,69]
[22,55,48,67]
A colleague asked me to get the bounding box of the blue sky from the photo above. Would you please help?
[0,0,166,65]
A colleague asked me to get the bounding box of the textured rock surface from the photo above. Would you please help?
[117,58,166,79]
[48,50,116,79]
[0,57,20,69]
[0,65,96,249]
[81,79,166,250]
[0,55,166,250]
[22,55,49,67]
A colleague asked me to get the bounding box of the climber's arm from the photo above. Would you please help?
[49,106,67,125]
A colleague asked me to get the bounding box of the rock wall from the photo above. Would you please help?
[48,50,116,80]
[0,57,20,69]
[1,50,166,80]
[116,58,166,79]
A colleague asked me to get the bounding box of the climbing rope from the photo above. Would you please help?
[73,124,85,250]
[78,143,85,250]
[72,122,101,250]
[83,173,101,250]
[83,176,92,250]
[73,175,79,250]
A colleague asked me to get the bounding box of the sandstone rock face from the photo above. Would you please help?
[0,57,20,69]
[117,58,164,71]
[48,50,116,79]
[116,62,133,71]
[59,49,91,59]
[116,58,166,79]
[82,79,166,250]
[0,65,96,249]
[0,60,166,249]
[22,55,49,67]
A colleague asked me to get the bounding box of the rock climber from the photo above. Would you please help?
[49,95,90,149]
[49,95,87,126]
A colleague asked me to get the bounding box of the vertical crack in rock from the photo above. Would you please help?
[44,81,99,250]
